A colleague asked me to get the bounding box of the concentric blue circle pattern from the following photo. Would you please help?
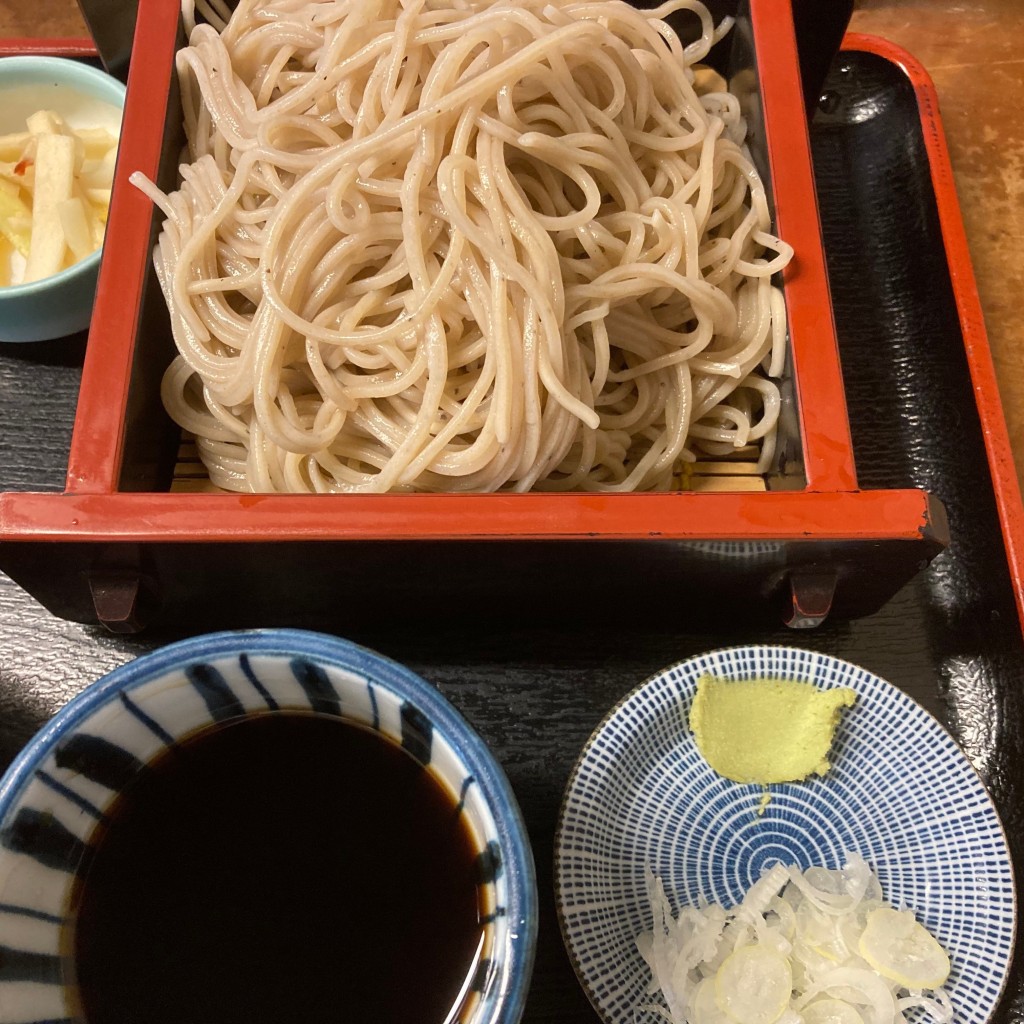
[554,645,1016,1024]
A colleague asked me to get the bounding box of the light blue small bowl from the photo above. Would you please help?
[0,629,537,1023]
[0,56,126,343]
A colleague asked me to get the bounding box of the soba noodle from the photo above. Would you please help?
[131,0,793,493]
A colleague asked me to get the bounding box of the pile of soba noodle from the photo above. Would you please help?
[132,0,793,493]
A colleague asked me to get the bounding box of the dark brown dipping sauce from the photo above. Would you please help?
[70,713,484,1024]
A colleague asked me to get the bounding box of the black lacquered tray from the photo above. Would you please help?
[0,45,1021,1023]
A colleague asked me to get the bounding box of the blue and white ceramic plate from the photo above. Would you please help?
[554,645,1016,1024]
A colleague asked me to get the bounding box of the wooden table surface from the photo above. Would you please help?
[3,9,1024,1022]
[2,0,1022,488]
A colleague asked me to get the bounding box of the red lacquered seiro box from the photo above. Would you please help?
[0,1,948,631]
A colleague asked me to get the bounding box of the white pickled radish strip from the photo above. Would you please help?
[840,853,877,904]
[897,989,953,1023]
[644,866,692,1023]
[635,854,953,1024]
[786,864,857,916]
[672,906,728,993]
[767,895,797,940]
[691,977,732,1024]
[796,967,897,1024]
[774,1013,804,1024]
[737,863,791,920]
[802,998,866,1024]
[795,902,849,963]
